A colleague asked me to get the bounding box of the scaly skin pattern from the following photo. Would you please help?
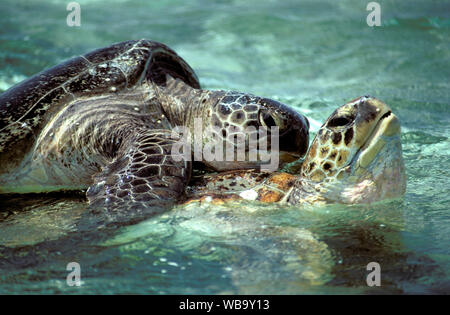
[185,96,406,205]
[156,76,309,171]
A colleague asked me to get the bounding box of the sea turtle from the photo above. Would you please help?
[0,39,309,224]
[103,96,407,290]
[0,95,407,293]
[185,96,406,205]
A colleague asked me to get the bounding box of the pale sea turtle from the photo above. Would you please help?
[185,96,406,205]
[0,39,309,225]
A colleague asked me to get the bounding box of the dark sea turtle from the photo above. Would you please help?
[185,96,406,205]
[0,39,309,224]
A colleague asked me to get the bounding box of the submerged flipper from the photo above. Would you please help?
[83,129,191,229]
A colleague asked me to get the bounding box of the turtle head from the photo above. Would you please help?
[293,96,406,204]
[155,75,309,171]
[199,91,310,171]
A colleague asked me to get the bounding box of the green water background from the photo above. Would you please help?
[0,0,449,294]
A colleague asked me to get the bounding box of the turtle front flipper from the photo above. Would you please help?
[82,129,191,229]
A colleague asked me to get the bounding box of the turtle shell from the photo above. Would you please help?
[0,39,200,170]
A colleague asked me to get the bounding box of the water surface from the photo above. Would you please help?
[0,0,449,294]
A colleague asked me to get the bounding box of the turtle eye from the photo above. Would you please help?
[259,111,281,129]
[259,112,277,128]
[327,115,354,128]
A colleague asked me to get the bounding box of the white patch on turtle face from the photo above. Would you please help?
[239,189,258,200]
[204,196,213,202]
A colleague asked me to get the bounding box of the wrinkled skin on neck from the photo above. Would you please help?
[289,96,406,205]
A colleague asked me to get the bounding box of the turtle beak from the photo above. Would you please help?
[257,97,310,166]
[278,113,310,162]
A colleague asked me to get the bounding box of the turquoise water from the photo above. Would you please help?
[0,0,449,294]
